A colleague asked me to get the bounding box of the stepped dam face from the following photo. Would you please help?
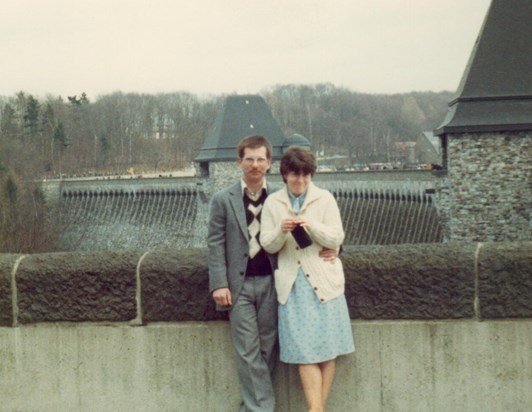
[333,185,442,245]
[60,187,200,251]
[46,171,444,252]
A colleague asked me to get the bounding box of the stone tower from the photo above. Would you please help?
[192,94,287,238]
[434,0,531,241]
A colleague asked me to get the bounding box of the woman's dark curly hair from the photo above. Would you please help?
[280,146,316,182]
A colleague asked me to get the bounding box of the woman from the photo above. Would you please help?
[260,146,354,412]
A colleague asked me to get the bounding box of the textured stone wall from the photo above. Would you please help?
[200,160,282,195]
[1,242,530,327]
[444,132,531,241]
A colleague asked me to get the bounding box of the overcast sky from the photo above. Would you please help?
[1,0,492,99]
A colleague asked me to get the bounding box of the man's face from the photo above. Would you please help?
[237,146,272,185]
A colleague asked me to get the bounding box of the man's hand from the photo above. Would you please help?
[212,287,232,307]
[319,247,339,263]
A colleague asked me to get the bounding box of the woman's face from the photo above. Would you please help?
[285,171,311,196]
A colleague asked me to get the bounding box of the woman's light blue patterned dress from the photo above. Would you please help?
[278,191,355,364]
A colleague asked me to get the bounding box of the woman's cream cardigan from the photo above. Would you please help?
[260,182,345,305]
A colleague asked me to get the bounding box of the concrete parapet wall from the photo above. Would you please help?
[1,242,531,326]
[0,242,531,411]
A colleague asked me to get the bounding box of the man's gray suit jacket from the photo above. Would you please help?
[207,181,279,311]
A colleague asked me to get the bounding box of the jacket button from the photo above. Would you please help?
[240,271,244,276]
[320,298,324,302]
[296,246,300,250]
[298,261,301,265]
[244,253,248,257]
[314,287,318,291]
[306,274,310,277]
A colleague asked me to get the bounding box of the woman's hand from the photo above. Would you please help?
[293,216,311,230]
[281,218,298,233]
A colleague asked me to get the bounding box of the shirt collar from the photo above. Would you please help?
[241,178,268,197]
[288,190,307,214]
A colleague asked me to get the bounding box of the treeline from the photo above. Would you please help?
[0,91,222,180]
[0,83,453,252]
[263,84,451,164]
[0,84,452,179]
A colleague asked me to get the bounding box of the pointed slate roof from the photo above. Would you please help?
[435,0,532,135]
[195,95,285,162]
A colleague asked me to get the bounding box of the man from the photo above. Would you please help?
[208,135,337,412]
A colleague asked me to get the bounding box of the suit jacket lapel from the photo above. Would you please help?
[228,181,249,240]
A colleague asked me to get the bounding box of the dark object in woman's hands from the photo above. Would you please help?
[291,224,313,248]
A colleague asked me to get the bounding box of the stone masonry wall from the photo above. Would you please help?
[445,132,531,241]
[200,160,282,196]
[1,242,531,327]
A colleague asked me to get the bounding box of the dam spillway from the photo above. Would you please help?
[332,183,442,245]
[60,187,199,251]
[45,91,445,252]
[54,177,203,251]
[48,171,443,252]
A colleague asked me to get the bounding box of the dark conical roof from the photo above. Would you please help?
[195,95,285,162]
[435,0,532,135]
